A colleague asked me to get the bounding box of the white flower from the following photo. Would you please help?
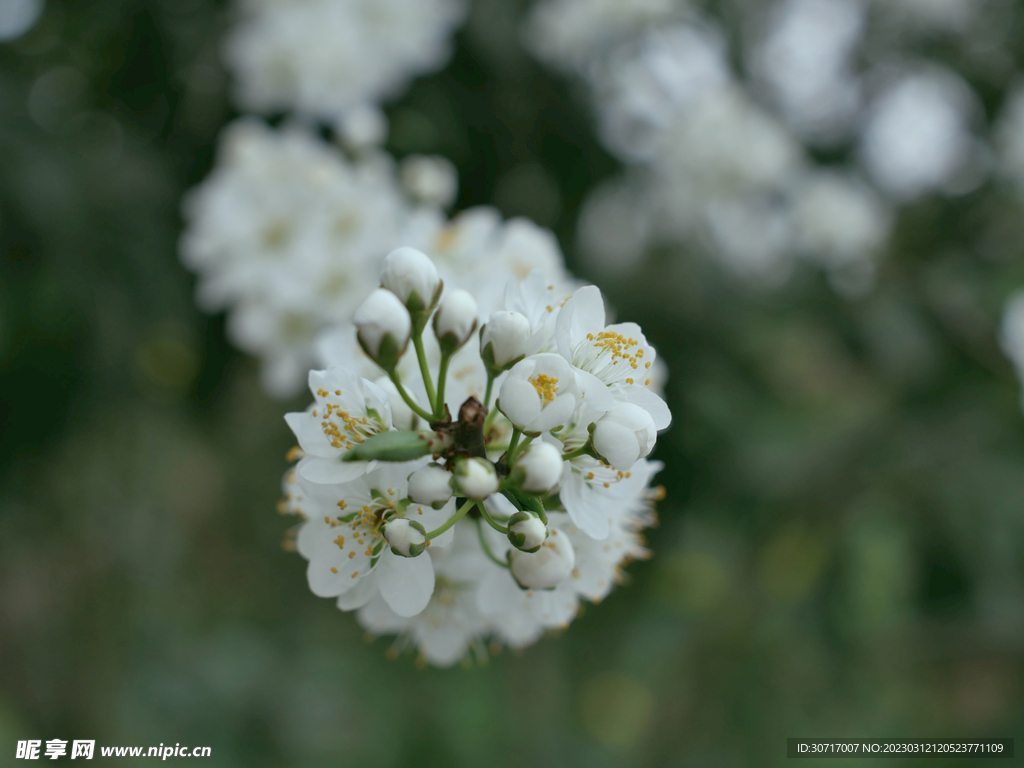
[507,512,548,552]
[551,405,643,538]
[381,246,442,311]
[498,353,579,433]
[224,0,466,121]
[406,207,575,316]
[0,0,44,42]
[501,269,578,354]
[453,457,499,500]
[179,120,407,397]
[433,289,479,349]
[383,518,428,558]
[753,0,865,143]
[592,403,657,471]
[335,104,387,151]
[858,68,981,201]
[508,526,576,589]
[356,524,491,666]
[295,461,456,617]
[481,311,532,369]
[514,441,563,493]
[407,463,454,508]
[791,171,890,270]
[556,285,670,430]
[284,367,393,485]
[525,0,678,75]
[353,288,411,362]
[400,155,459,207]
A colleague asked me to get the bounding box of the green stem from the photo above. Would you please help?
[388,372,435,422]
[483,404,500,436]
[475,517,509,568]
[423,498,475,540]
[477,501,509,535]
[433,351,451,421]
[506,427,522,462]
[483,372,495,410]
[561,444,591,461]
[412,332,437,413]
[507,434,533,465]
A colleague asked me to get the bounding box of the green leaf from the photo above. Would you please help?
[342,430,435,462]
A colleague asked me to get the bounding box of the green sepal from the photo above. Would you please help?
[405,280,444,336]
[507,510,543,553]
[343,430,435,462]
[480,337,524,376]
[386,519,428,558]
[357,331,407,374]
[505,486,548,524]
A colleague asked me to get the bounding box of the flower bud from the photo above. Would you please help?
[514,441,563,494]
[354,288,411,371]
[480,311,531,371]
[592,402,657,470]
[382,518,427,558]
[407,463,454,508]
[509,527,575,589]
[507,511,548,553]
[433,289,478,354]
[498,353,578,434]
[381,247,442,314]
[453,457,499,500]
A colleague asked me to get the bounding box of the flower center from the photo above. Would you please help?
[575,331,651,388]
[316,390,383,450]
[330,490,401,568]
[529,373,559,403]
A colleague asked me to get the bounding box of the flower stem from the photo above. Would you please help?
[412,331,437,413]
[475,517,509,568]
[507,434,533,464]
[433,351,451,421]
[561,444,591,461]
[483,402,500,436]
[388,372,436,422]
[483,372,495,410]
[506,427,522,461]
[423,498,475,540]
[477,501,509,535]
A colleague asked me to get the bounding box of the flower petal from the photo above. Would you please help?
[284,411,335,458]
[559,465,611,540]
[377,548,435,617]
[298,456,372,485]
[533,391,576,432]
[574,368,616,413]
[336,571,378,611]
[622,385,672,431]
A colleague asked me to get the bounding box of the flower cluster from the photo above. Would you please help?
[281,248,670,665]
[181,119,574,398]
[224,0,466,123]
[525,0,994,295]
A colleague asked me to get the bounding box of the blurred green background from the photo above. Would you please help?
[1,1,1023,766]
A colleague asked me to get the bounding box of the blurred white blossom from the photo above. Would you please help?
[224,0,466,121]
